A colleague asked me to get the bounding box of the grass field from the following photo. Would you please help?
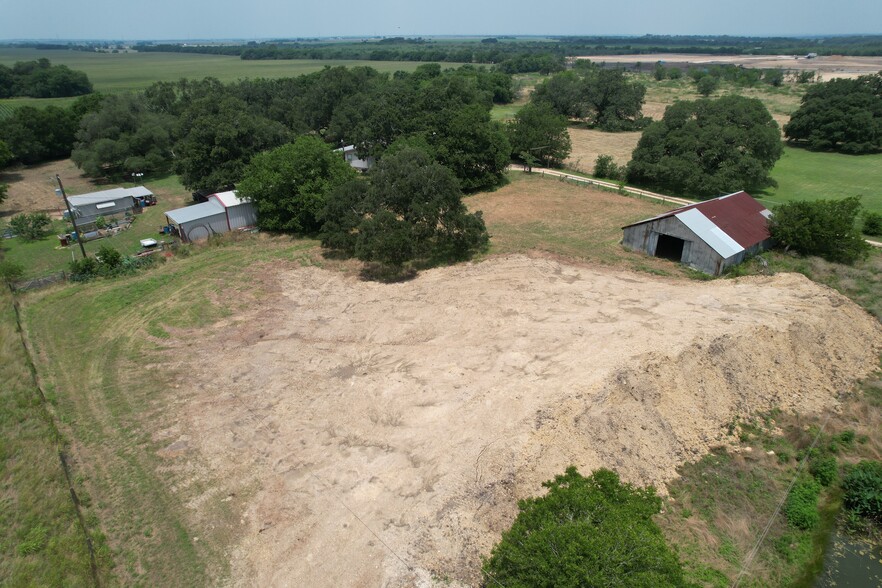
[761,147,882,214]
[1,173,191,279]
[0,48,463,108]
[0,287,104,585]
[21,235,317,585]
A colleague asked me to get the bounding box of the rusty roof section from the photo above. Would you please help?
[623,191,771,249]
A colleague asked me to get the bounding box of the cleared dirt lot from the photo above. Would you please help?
[578,53,882,80]
[0,160,91,219]
[157,255,881,586]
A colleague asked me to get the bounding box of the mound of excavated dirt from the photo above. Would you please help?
[159,255,881,587]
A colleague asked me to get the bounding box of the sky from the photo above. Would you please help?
[1,0,881,40]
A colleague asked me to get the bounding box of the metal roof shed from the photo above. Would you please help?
[208,191,257,230]
[622,191,773,275]
[165,200,228,242]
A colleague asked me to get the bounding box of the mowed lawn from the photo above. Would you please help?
[760,146,882,213]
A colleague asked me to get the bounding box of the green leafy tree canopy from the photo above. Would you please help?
[768,195,871,264]
[320,148,489,270]
[237,136,357,233]
[784,73,882,154]
[627,95,783,198]
[507,102,572,168]
[482,466,692,588]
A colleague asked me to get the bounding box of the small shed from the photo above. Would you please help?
[164,190,256,242]
[208,191,257,230]
[334,144,375,172]
[622,191,773,275]
[66,186,152,223]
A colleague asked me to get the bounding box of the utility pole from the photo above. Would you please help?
[56,174,88,259]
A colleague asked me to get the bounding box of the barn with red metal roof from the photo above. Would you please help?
[622,191,773,275]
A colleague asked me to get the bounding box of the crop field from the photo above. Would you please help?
[0,48,462,107]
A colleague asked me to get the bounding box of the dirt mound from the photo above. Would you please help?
[160,255,881,587]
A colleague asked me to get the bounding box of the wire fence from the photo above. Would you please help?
[12,271,67,292]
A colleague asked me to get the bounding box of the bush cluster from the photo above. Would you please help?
[785,477,822,530]
[482,466,691,587]
[769,196,871,264]
[842,460,882,522]
[69,245,155,281]
[9,212,51,241]
[593,154,625,180]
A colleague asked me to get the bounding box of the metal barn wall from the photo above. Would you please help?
[226,202,257,230]
[73,196,135,222]
[180,212,229,242]
[622,216,726,275]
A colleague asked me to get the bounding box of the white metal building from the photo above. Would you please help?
[165,191,257,242]
[334,145,375,172]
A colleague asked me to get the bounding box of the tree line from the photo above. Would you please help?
[0,58,92,99]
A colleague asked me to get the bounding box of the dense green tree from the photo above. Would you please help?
[768,196,871,264]
[320,148,488,269]
[173,94,290,191]
[784,73,882,153]
[696,75,719,97]
[237,136,356,233]
[593,154,623,180]
[0,139,12,169]
[532,66,648,131]
[71,94,177,178]
[0,106,78,165]
[432,104,511,192]
[507,102,571,168]
[0,59,92,98]
[482,467,692,588]
[0,183,7,206]
[627,95,783,198]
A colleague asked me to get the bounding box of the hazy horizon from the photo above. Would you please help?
[2,0,881,42]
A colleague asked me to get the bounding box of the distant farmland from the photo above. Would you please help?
[0,48,464,106]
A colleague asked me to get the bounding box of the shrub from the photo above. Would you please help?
[842,460,882,522]
[69,256,99,281]
[785,478,821,530]
[593,154,622,180]
[482,466,691,587]
[9,212,51,241]
[0,259,25,284]
[769,196,871,265]
[862,212,882,236]
[809,455,838,487]
[96,244,123,272]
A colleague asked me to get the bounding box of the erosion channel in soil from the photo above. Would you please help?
[156,255,882,587]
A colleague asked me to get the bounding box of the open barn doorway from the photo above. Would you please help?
[655,234,686,262]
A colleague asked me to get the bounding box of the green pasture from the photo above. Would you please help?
[0,48,464,107]
[760,147,882,214]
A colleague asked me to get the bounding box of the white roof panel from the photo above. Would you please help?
[210,190,248,208]
[676,208,744,259]
[68,188,132,206]
[165,200,225,225]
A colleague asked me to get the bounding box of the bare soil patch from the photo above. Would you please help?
[579,54,882,81]
[0,159,96,220]
[158,256,881,587]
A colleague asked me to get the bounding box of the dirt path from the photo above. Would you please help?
[156,255,881,587]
